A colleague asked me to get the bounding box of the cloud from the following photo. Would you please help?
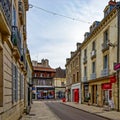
[27,0,109,68]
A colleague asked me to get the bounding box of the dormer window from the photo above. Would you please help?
[104,0,116,17]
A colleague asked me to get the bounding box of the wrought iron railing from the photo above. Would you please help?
[11,26,21,54]
[90,73,96,80]
[101,68,109,77]
[0,0,11,28]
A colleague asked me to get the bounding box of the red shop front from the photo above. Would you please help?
[74,89,79,103]
[102,83,112,105]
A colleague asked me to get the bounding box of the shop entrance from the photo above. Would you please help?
[102,83,112,105]
[103,89,112,105]
[92,85,97,104]
[73,89,79,103]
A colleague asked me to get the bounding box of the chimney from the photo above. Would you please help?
[41,59,49,67]
[66,58,70,63]
[104,0,116,17]
[76,43,81,50]
[109,0,116,6]
[71,51,75,57]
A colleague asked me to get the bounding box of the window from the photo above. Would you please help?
[84,66,87,77]
[104,30,109,44]
[20,73,24,100]
[103,55,108,69]
[92,62,96,73]
[84,49,87,57]
[92,41,96,50]
[12,64,18,103]
[73,74,75,83]
[12,6,17,26]
[77,72,79,82]
[61,82,65,86]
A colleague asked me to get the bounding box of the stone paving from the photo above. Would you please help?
[20,101,61,120]
[20,100,120,120]
[62,102,120,120]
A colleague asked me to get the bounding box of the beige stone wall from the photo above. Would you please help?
[0,0,29,119]
[54,78,66,87]
[0,35,25,120]
[81,15,117,81]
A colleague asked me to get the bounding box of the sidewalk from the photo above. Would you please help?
[62,102,120,120]
[20,101,61,120]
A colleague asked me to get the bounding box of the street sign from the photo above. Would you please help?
[114,63,120,70]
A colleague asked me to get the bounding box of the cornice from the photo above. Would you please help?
[81,8,117,49]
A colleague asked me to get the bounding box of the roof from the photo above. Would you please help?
[54,67,66,78]
[33,66,56,72]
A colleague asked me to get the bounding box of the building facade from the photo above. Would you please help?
[81,0,118,109]
[0,0,30,119]
[65,43,81,103]
[25,49,33,113]
[32,59,56,100]
[54,67,66,99]
[65,0,120,110]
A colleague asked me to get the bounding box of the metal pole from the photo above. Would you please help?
[116,2,120,111]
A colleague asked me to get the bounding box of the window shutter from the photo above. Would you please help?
[15,66,18,102]
[12,63,15,103]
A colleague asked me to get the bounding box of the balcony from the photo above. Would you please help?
[0,0,11,33]
[83,76,87,82]
[101,68,109,77]
[83,56,87,64]
[90,73,96,80]
[21,48,26,67]
[102,42,109,52]
[11,26,21,58]
[91,50,96,59]
[18,1,24,25]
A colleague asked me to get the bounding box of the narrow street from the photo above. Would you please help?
[21,101,110,120]
[46,102,109,120]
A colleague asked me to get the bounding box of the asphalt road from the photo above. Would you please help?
[46,102,109,120]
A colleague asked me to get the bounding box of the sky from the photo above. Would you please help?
[27,0,110,69]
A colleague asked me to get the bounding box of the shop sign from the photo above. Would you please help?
[114,63,120,70]
[110,76,116,83]
[102,83,112,90]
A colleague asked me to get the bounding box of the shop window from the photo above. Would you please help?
[0,49,3,106]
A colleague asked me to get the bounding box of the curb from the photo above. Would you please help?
[61,102,113,120]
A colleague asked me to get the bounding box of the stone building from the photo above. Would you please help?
[32,59,56,100]
[65,43,81,103]
[65,0,120,110]
[80,0,119,110]
[0,0,31,119]
[25,49,33,113]
[54,67,66,99]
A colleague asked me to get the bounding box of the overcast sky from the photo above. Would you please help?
[27,0,110,68]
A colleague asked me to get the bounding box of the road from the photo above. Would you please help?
[46,102,109,120]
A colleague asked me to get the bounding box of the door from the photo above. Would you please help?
[103,89,112,105]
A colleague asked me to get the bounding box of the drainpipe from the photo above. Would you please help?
[116,2,120,111]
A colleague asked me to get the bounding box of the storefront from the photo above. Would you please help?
[82,82,89,102]
[88,75,117,109]
[102,83,112,105]
[35,86,55,99]
[71,83,81,103]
